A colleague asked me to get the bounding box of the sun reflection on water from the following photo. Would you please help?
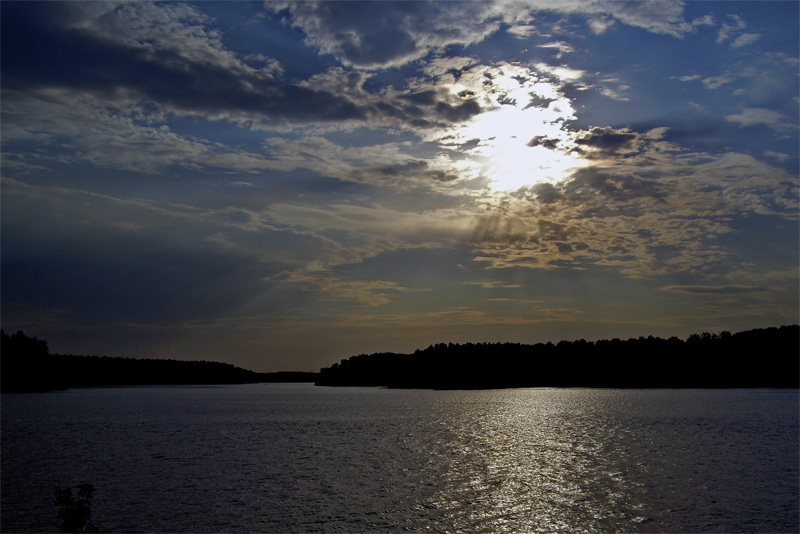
[2,387,796,532]
[417,390,654,533]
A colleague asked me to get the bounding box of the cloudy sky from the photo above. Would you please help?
[2,1,797,372]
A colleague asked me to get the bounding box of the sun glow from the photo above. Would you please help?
[440,64,588,192]
[466,98,586,192]
[474,116,586,191]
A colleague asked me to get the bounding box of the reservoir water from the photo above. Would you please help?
[2,385,798,532]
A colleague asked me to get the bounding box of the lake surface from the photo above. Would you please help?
[2,385,798,532]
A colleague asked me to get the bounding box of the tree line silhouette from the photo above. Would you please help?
[0,330,317,392]
[316,325,799,389]
[3,326,797,392]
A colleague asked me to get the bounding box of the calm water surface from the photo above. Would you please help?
[2,385,798,532]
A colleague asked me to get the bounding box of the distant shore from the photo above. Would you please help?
[316,325,799,389]
[4,326,798,392]
[0,330,317,393]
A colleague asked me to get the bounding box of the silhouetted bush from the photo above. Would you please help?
[54,483,97,533]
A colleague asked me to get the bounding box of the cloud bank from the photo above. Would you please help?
[2,1,797,370]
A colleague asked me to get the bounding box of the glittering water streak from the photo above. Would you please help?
[2,385,798,532]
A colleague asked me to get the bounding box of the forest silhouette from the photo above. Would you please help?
[0,330,316,392]
[2,326,797,392]
[316,325,799,389]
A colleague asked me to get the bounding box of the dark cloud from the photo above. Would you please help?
[1,3,486,130]
[360,93,483,129]
[275,1,422,67]
[459,138,482,151]
[270,0,700,71]
[435,99,483,122]
[562,168,667,207]
[374,160,430,176]
[1,4,365,123]
[574,127,637,154]
[523,95,556,109]
[350,160,460,185]
[379,88,483,126]
[398,90,439,106]
[536,219,571,242]
[527,136,559,149]
[497,94,517,106]
[269,1,507,69]
[529,183,562,203]
[427,170,459,182]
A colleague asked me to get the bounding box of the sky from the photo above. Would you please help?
[1,1,798,372]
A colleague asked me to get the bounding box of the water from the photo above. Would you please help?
[2,385,798,533]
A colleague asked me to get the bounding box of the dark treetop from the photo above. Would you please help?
[316,326,799,389]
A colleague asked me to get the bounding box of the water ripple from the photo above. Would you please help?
[2,386,798,532]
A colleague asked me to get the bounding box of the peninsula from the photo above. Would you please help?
[0,330,317,392]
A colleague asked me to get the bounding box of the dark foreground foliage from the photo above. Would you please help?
[317,325,800,389]
[0,330,317,392]
[54,484,97,533]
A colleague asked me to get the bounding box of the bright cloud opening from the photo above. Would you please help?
[438,64,589,191]
[466,106,588,191]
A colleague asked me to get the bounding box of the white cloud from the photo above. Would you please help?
[688,101,708,112]
[587,16,615,35]
[266,1,516,69]
[265,201,478,270]
[732,33,761,48]
[66,2,259,73]
[692,14,715,28]
[282,270,412,307]
[702,73,737,89]
[716,13,759,48]
[543,0,694,37]
[260,136,429,184]
[600,85,629,101]
[534,63,585,83]
[539,41,575,55]
[507,24,537,38]
[765,150,790,162]
[268,0,696,69]
[717,14,746,44]
[726,108,792,131]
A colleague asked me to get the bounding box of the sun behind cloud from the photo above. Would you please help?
[468,108,588,192]
[435,62,589,192]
